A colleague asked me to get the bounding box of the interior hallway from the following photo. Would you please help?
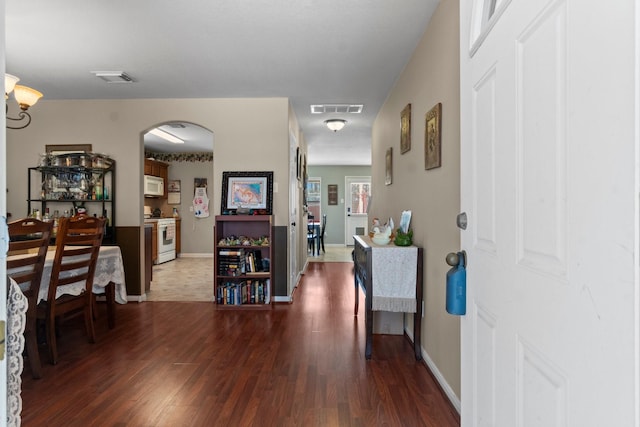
[20,261,459,426]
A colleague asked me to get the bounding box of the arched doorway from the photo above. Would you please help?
[142,122,214,302]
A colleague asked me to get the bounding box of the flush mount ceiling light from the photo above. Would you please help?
[148,127,184,144]
[5,73,43,130]
[324,119,347,132]
[91,71,134,83]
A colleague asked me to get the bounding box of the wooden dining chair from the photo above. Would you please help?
[38,214,105,365]
[7,218,53,379]
[307,215,317,255]
[319,214,327,254]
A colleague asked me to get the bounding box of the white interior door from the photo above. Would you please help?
[460,1,638,426]
[344,176,371,245]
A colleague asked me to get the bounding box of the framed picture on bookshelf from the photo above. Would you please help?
[221,171,273,214]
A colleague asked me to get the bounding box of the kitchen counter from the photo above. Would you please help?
[144,217,180,223]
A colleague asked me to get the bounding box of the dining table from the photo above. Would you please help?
[7,245,128,324]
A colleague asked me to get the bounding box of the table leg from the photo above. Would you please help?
[105,282,116,329]
[414,248,424,360]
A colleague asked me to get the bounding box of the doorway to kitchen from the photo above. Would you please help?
[142,121,215,302]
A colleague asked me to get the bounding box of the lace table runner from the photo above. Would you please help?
[369,239,418,312]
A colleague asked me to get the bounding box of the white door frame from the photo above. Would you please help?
[1,0,11,418]
[288,132,299,300]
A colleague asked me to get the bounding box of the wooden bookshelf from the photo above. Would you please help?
[214,215,273,309]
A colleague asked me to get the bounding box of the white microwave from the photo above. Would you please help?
[144,175,164,197]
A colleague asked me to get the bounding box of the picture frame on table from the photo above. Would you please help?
[221,171,273,215]
[425,102,442,170]
[400,103,411,154]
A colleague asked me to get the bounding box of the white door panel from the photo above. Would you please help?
[460,1,638,426]
[344,176,371,245]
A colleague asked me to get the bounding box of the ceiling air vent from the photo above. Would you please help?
[310,104,363,114]
[91,71,134,83]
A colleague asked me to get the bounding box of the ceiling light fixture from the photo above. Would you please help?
[324,119,347,132]
[148,127,184,144]
[5,73,43,130]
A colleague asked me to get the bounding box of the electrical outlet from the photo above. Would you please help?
[189,206,194,212]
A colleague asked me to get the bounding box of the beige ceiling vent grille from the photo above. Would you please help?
[310,104,363,114]
[91,71,134,83]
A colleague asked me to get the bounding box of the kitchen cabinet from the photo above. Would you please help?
[214,215,273,308]
[150,222,158,263]
[144,224,153,292]
[175,218,181,255]
[27,154,116,244]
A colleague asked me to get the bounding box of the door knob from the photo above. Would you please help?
[446,250,466,267]
[291,222,296,226]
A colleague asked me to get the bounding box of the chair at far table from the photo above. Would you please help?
[319,214,327,254]
[38,214,105,365]
[307,215,318,255]
[7,218,53,379]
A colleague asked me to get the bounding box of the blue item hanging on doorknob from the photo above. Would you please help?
[446,251,466,315]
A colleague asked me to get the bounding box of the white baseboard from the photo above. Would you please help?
[273,296,292,303]
[178,253,214,258]
[128,294,147,303]
[405,327,461,414]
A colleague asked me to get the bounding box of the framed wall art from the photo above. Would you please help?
[168,179,181,205]
[400,103,411,154]
[221,171,273,215]
[328,184,338,205]
[385,147,393,185]
[425,102,442,170]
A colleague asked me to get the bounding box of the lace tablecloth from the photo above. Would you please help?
[9,246,127,304]
[7,276,27,427]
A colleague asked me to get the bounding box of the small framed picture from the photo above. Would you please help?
[400,103,411,154]
[425,102,442,170]
[385,147,393,186]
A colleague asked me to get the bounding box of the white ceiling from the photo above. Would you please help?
[6,1,439,165]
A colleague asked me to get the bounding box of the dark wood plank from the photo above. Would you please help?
[20,261,459,427]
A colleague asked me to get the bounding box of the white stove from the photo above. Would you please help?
[156,218,176,264]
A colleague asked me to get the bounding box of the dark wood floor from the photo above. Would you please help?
[20,262,460,427]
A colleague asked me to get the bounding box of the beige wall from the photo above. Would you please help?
[6,98,291,227]
[7,97,292,294]
[371,0,461,400]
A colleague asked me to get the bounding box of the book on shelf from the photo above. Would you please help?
[216,278,270,305]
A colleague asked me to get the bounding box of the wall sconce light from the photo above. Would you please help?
[324,119,347,132]
[5,73,43,130]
